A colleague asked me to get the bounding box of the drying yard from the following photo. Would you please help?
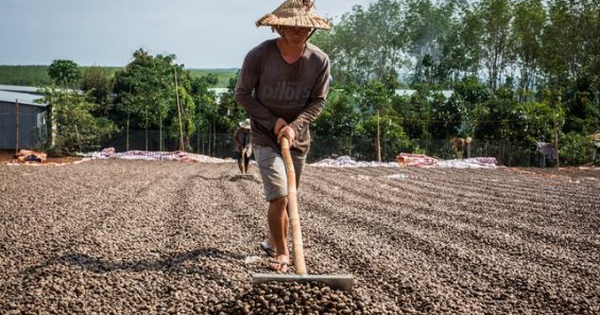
[1,160,599,314]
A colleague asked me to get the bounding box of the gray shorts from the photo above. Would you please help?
[253,144,306,202]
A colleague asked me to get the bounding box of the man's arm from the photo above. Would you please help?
[234,51,278,132]
[288,58,330,136]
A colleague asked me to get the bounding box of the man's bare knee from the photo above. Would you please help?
[270,196,288,212]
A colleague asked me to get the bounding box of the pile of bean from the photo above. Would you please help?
[1,161,599,314]
[209,281,377,315]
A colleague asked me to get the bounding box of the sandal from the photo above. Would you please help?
[267,257,290,273]
[260,240,276,257]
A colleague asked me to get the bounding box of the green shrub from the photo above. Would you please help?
[559,132,596,166]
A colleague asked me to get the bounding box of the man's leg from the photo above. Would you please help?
[244,152,251,173]
[268,196,289,272]
[234,151,244,173]
[266,151,305,271]
[291,150,307,188]
[254,145,290,272]
[237,158,244,173]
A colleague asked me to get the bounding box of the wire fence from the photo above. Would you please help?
[100,130,235,158]
[310,136,541,166]
[97,130,567,167]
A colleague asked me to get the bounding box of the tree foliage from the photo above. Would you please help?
[48,60,81,91]
[307,0,600,165]
[112,49,195,150]
[27,0,600,165]
[40,86,115,154]
[81,66,114,116]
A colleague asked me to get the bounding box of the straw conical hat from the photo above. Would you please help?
[239,118,251,129]
[256,0,331,30]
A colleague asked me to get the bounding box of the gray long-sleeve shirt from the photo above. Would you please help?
[234,39,330,155]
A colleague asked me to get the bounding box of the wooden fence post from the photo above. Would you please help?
[15,99,19,154]
[376,110,381,164]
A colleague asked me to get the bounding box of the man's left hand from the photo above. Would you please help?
[277,126,296,144]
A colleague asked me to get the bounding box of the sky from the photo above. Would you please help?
[1,0,377,69]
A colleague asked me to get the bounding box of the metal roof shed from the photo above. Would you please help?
[0,90,49,150]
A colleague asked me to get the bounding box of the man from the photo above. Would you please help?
[233,118,252,174]
[234,0,331,273]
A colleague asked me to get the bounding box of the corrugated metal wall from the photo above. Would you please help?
[0,101,47,149]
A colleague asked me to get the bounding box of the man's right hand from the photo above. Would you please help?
[274,118,287,135]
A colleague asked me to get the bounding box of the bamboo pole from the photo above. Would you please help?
[281,137,307,275]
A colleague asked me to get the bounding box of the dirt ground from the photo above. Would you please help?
[1,160,599,314]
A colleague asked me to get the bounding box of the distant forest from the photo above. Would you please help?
[0,65,237,88]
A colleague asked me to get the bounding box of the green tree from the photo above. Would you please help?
[48,60,81,91]
[81,66,114,116]
[404,0,456,86]
[172,85,196,151]
[40,87,115,154]
[474,87,522,142]
[313,0,407,85]
[215,72,247,135]
[450,75,492,139]
[559,132,596,166]
[392,93,424,141]
[190,74,219,155]
[427,91,458,140]
[518,99,555,144]
[453,9,483,79]
[313,88,360,139]
[477,0,512,91]
[112,49,193,151]
[540,0,575,88]
[355,112,411,161]
[546,2,600,135]
[511,0,544,100]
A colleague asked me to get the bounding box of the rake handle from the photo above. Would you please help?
[281,137,307,275]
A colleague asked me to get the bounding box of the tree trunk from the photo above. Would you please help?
[174,68,184,151]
